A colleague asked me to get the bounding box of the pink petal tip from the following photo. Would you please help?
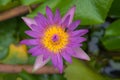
[32,55,50,72]
[62,6,76,25]
[73,48,90,61]
[22,17,36,30]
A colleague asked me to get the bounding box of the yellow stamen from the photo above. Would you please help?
[41,25,69,53]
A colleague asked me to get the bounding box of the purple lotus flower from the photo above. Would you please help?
[21,6,90,73]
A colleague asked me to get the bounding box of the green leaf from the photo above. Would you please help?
[2,44,28,64]
[102,36,120,51]
[0,0,11,6]
[64,58,105,80]
[20,0,44,5]
[0,33,14,60]
[39,74,50,80]
[27,55,36,65]
[0,73,18,80]
[109,0,120,17]
[50,74,66,80]
[18,18,30,38]
[0,18,17,59]
[0,0,20,12]
[102,20,120,51]
[104,20,120,37]
[27,0,59,17]
[28,0,113,25]
[19,70,36,80]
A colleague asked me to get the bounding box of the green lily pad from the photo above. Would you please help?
[109,0,120,18]
[102,20,120,51]
[0,18,17,59]
[28,0,113,25]
[64,58,105,80]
